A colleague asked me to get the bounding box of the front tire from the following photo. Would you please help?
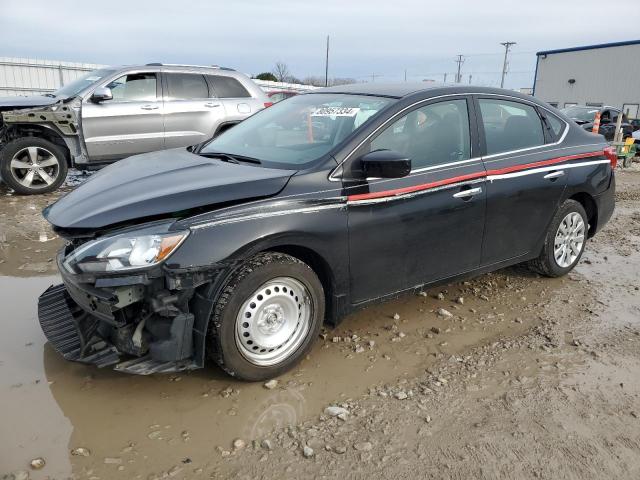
[0,137,68,195]
[529,199,588,277]
[208,252,325,381]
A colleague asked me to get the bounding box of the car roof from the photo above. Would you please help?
[106,64,236,73]
[312,83,539,101]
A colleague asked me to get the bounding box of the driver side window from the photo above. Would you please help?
[370,99,471,169]
[106,73,157,102]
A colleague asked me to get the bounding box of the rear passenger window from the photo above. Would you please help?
[545,113,564,140]
[478,99,545,155]
[166,73,208,99]
[370,99,471,169]
[207,75,250,98]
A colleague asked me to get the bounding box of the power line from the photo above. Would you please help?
[500,41,517,88]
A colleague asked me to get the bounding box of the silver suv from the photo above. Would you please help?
[0,64,270,194]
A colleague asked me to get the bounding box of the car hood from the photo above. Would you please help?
[0,95,59,109]
[44,149,296,230]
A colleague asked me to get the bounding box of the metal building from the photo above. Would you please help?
[533,40,640,119]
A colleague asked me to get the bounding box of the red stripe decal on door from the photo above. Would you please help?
[347,151,604,202]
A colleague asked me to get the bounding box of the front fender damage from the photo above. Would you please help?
[1,97,89,165]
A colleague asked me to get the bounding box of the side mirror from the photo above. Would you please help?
[360,149,411,178]
[91,87,113,103]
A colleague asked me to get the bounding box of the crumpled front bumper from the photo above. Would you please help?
[38,282,199,375]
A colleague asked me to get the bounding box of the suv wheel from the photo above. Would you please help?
[208,252,325,381]
[528,199,588,277]
[1,137,68,194]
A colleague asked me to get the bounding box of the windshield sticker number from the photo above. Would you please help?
[311,107,360,117]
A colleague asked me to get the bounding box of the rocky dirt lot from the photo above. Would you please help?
[1,167,640,479]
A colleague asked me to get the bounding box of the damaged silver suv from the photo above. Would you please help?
[0,64,270,194]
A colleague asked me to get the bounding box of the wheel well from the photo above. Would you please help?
[266,245,336,324]
[4,124,71,165]
[570,192,598,237]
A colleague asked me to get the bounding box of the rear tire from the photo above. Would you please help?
[528,199,588,277]
[0,137,67,194]
[207,252,324,381]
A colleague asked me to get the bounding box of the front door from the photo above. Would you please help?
[81,72,164,161]
[475,96,568,265]
[346,97,486,304]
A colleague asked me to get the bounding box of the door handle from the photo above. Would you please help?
[452,187,482,199]
[141,105,159,110]
[543,170,565,180]
[204,102,221,108]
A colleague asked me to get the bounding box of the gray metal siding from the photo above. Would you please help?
[534,44,640,115]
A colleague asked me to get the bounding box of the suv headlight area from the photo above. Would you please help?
[63,228,189,274]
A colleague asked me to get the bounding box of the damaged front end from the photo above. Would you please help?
[38,223,217,375]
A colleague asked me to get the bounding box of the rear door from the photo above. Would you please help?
[346,96,486,303]
[162,72,226,148]
[206,74,256,123]
[81,72,163,161]
[475,96,568,266]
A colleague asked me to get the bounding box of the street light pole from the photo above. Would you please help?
[324,35,330,87]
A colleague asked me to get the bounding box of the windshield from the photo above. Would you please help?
[202,93,394,168]
[561,106,598,123]
[53,68,116,98]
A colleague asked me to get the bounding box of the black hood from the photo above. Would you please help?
[44,149,296,230]
[0,95,59,109]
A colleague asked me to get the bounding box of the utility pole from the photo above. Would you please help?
[468,74,472,84]
[324,35,330,87]
[500,41,516,88]
[370,73,382,82]
[404,69,407,82]
[455,55,465,83]
[443,73,447,83]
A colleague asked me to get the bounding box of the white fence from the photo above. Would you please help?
[0,57,315,96]
[0,57,104,96]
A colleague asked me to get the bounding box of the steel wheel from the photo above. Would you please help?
[9,146,61,190]
[235,277,312,366]
[554,212,585,268]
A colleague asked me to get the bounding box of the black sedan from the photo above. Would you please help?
[38,84,616,380]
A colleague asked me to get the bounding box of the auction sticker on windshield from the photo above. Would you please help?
[311,107,360,117]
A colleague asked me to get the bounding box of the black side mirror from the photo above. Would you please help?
[91,87,113,103]
[360,149,411,178]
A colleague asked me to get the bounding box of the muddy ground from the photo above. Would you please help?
[1,167,639,479]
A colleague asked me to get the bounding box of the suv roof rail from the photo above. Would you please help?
[143,63,235,71]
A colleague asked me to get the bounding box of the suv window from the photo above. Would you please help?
[207,75,250,98]
[166,73,209,100]
[106,73,157,102]
[370,99,471,169]
[478,99,544,155]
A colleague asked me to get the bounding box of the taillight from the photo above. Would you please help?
[604,146,618,169]
[263,102,273,108]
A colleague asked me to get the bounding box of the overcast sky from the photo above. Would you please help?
[1,0,638,88]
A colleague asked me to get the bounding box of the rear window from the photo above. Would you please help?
[545,113,565,139]
[207,75,251,98]
[166,73,209,99]
[479,99,545,155]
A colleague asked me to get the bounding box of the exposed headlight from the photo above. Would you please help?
[63,228,189,273]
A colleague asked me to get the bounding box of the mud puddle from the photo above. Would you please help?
[0,255,564,478]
